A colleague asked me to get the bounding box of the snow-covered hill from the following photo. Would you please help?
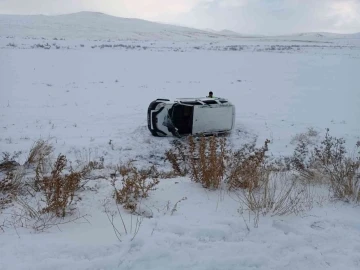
[2,11,358,42]
[0,11,234,41]
[201,27,263,38]
[281,31,360,39]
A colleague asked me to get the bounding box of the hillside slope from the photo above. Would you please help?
[1,12,359,42]
[0,11,229,41]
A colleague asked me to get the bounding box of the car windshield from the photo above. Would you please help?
[161,108,180,137]
[162,109,175,129]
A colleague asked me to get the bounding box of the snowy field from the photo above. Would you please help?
[1,12,360,270]
[1,37,359,164]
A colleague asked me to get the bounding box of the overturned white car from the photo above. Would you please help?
[147,97,235,137]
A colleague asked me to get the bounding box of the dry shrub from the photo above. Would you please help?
[291,129,360,202]
[154,170,178,179]
[165,140,189,176]
[0,168,25,209]
[140,165,178,180]
[290,136,317,181]
[312,130,360,202]
[0,161,20,172]
[227,139,270,190]
[165,135,271,191]
[1,173,17,208]
[35,154,82,217]
[1,151,21,170]
[290,127,319,146]
[238,172,312,227]
[264,156,292,173]
[87,156,105,170]
[25,139,54,167]
[112,162,159,213]
[187,136,227,189]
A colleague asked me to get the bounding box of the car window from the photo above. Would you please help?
[180,101,202,105]
[203,100,218,105]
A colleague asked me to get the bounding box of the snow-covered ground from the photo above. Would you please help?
[1,178,360,270]
[1,12,360,270]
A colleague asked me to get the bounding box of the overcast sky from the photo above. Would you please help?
[0,0,359,35]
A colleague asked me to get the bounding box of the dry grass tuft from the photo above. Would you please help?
[25,139,54,167]
[6,196,89,232]
[102,199,143,242]
[238,172,312,227]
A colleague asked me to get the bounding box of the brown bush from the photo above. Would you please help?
[35,154,82,217]
[112,162,159,213]
[165,135,271,191]
[187,136,227,189]
[227,139,270,191]
[165,135,227,189]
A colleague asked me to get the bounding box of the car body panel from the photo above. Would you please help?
[192,103,234,134]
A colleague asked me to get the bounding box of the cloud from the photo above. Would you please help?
[217,0,249,8]
[327,0,360,28]
[173,0,360,34]
[0,0,87,14]
[0,0,204,18]
[121,0,200,17]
